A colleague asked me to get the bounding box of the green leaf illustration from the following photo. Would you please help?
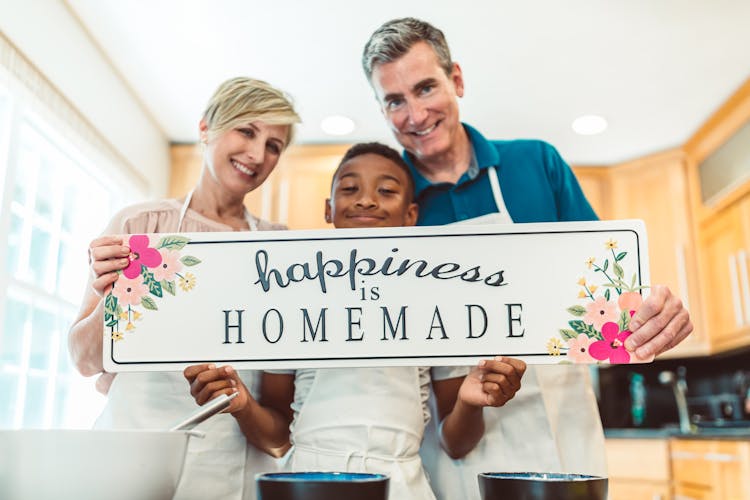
[105,319,118,328]
[161,279,176,296]
[566,305,586,316]
[141,296,158,310]
[157,235,190,250]
[142,271,163,298]
[615,251,627,262]
[569,320,600,339]
[180,255,202,266]
[104,294,118,317]
[614,262,624,279]
[618,310,631,331]
[602,259,609,272]
[559,329,578,340]
[605,288,611,301]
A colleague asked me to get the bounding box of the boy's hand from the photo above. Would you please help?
[459,356,526,407]
[183,363,249,414]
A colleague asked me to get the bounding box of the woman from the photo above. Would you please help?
[68,77,300,500]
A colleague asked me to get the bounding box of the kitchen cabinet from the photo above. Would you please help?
[571,166,611,220]
[606,436,750,500]
[698,193,750,352]
[604,150,706,357]
[605,438,672,500]
[671,439,750,500]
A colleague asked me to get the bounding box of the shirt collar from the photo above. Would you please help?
[402,122,500,197]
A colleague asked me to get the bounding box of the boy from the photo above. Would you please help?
[184,143,526,499]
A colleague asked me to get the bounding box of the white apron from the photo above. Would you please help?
[419,167,607,500]
[284,367,436,500]
[95,191,278,500]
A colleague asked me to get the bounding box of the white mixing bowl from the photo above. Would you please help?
[0,429,191,500]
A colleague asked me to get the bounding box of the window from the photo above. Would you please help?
[0,80,141,429]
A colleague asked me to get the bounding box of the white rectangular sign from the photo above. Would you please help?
[103,220,651,372]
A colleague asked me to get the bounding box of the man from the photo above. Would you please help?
[361,17,692,499]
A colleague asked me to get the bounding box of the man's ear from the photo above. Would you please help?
[450,62,465,98]
[404,202,419,227]
[324,198,333,224]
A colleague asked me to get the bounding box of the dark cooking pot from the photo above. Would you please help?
[478,472,608,500]
[256,472,389,500]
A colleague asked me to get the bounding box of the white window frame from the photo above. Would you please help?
[0,64,146,429]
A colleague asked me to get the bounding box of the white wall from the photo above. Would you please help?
[0,0,169,197]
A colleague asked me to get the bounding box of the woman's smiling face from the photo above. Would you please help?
[202,119,289,197]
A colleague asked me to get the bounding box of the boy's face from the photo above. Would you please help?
[326,153,418,229]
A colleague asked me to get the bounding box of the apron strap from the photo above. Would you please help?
[178,188,258,232]
[487,166,511,219]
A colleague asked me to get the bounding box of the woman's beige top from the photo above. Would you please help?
[104,198,286,235]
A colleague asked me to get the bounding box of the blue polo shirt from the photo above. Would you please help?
[402,123,598,225]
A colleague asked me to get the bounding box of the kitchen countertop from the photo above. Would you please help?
[604,426,750,440]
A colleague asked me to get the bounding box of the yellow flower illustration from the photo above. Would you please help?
[125,321,135,331]
[577,277,586,286]
[589,285,598,293]
[605,238,618,250]
[546,337,563,356]
[132,310,142,321]
[578,290,587,298]
[179,272,197,291]
[112,331,123,341]
[585,257,595,269]
[119,311,129,320]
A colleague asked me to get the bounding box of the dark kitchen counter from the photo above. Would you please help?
[605,425,750,440]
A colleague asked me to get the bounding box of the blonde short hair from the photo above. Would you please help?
[202,77,301,148]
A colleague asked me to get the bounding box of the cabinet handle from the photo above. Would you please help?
[737,249,750,326]
[675,244,690,310]
[729,252,744,328]
[703,452,738,462]
[671,451,701,460]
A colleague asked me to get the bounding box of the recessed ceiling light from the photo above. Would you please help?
[572,115,608,135]
[321,115,355,136]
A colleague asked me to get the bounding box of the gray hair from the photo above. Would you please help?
[362,17,453,81]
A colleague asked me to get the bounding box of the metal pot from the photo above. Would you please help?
[256,472,389,500]
[478,472,608,500]
[0,429,190,500]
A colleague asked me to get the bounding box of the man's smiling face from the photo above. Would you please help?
[370,41,464,163]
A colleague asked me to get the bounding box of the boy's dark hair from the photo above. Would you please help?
[331,142,415,200]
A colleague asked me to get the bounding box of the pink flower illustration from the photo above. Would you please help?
[589,322,631,364]
[583,296,618,330]
[123,235,162,279]
[567,334,595,363]
[618,291,643,315]
[152,249,183,281]
[112,275,149,307]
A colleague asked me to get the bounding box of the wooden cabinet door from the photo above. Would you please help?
[699,198,750,351]
[607,151,706,356]
[671,439,750,500]
[608,479,672,500]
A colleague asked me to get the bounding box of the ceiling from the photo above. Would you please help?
[66,0,750,165]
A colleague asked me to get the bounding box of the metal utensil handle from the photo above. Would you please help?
[169,392,238,431]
